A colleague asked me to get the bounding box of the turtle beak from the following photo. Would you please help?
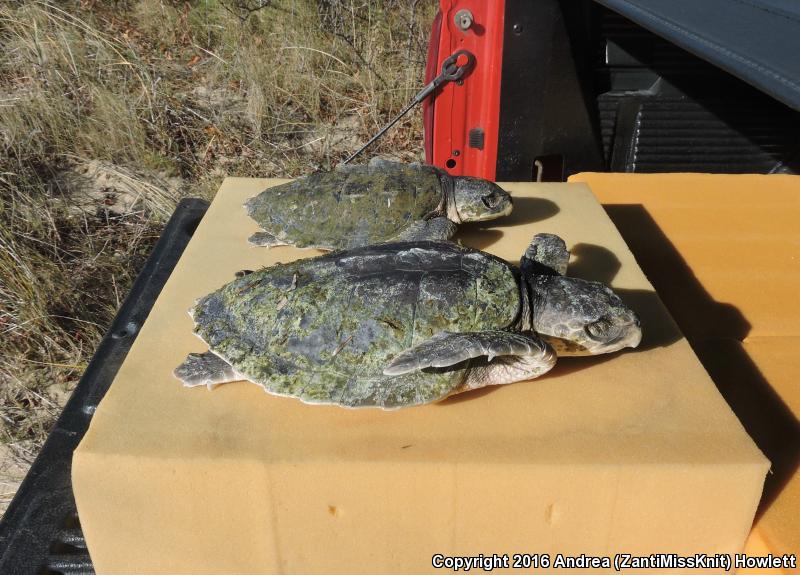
[478,192,513,218]
[604,319,642,352]
[626,322,643,349]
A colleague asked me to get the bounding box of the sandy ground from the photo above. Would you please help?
[0,445,27,517]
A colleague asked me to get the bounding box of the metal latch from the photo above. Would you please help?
[343,50,476,165]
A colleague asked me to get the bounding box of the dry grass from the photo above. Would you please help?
[0,0,435,513]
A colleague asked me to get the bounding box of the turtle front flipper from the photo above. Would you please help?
[175,351,241,390]
[521,233,569,276]
[248,231,290,248]
[387,217,457,243]
[383,330,556,389]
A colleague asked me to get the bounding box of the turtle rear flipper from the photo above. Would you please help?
[248,231,289,248]
[521,233,569,276]
[383,330,555,388]
[387,217,457,243]
[175,352,240,390]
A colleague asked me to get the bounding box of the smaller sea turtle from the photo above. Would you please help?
[175,233,641,409]
[244,158,512,250]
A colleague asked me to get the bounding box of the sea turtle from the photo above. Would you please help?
[244,158,513,249]
[174,234,642,409]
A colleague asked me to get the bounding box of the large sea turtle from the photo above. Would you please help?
[244,159,513,249]
[174,234,642,409]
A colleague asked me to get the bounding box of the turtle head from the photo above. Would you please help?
[526,274,642,356]
[451,177,513,222]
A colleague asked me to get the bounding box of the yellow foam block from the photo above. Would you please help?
[569,173,799,573]
[73,179,768,574]
[745,338,800,567]
[568,173,800,339]
[742,529,792,575]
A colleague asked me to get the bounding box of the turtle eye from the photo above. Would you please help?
[482,192,499,209]
[585,318,618,341]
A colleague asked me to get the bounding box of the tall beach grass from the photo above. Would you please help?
[0,0,434,511]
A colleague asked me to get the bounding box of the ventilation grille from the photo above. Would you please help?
[594,5,800,174]
[600,94,799,172]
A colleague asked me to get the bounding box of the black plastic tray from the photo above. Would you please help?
[0,198,209,575]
